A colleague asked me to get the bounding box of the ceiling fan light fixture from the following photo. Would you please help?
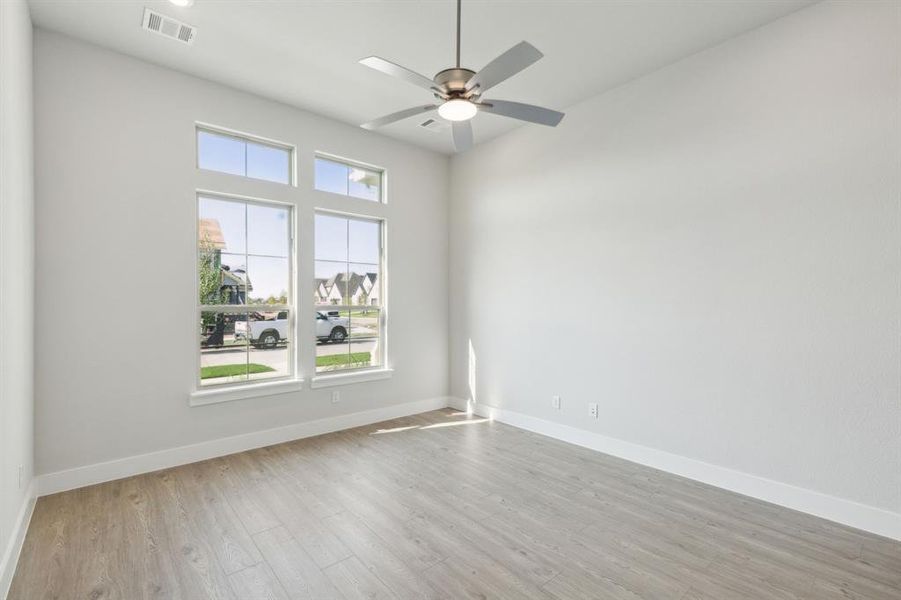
[438,99,477,122]
[168,0,194,6]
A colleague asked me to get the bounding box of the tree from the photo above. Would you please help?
[198,236,224,327]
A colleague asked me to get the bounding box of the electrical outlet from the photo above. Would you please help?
[331,391,340,403]
[589,402,598,419]
[551,395,561,410]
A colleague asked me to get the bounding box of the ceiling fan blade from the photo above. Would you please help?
[452,121,473,152]
[464,41,543,94]
[361,105,438,130]
[478,99,564,127]
[359,56,440,93]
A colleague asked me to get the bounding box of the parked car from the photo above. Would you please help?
[317,311,349,343]
[232,311,350,348]
[235,311,288,349]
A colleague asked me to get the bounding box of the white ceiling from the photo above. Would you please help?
[28,0,814,154]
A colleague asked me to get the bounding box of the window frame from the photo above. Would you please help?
[313,152,387,204]
[195,191,297,393]
[196,123,297,186]
[313,208,388,376]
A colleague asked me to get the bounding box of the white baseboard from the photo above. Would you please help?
[0,480,36,600]
[449,397,901,541]
[31,395,901,541]
[37,396,451,497]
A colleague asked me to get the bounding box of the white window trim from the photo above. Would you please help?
[196,122,297,187]
[311,368,393,389]
[313,152,387,204]
[190,378,304,406]
[314,209,388,378]
[195,192,298,401]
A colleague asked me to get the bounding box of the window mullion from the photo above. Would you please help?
[346,219,352,363]
[244,202,250,379]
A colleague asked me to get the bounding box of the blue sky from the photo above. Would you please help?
[199,198,379,303]
[199,196,289,301]
[198,130,289,185]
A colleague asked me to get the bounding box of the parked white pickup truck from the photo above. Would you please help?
[234,311,288,349]
[316,311,349,343]
[234,311,350,348]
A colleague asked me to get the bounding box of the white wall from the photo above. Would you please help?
[450,0,900,519]
[33,31,449,477]
[0,0,35,593]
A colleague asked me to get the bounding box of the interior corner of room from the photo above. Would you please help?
[2,0,900,598]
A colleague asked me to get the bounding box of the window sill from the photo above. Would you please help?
[190,378,304,407]
[310,368,393,389]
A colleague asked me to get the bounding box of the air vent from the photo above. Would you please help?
[419,118,449,133]
[142,8,196,45]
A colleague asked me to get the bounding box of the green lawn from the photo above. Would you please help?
[202,352,373,379]
[201,363,275,379]
[316,352,371,367]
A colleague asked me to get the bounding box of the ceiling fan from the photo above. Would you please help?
[358,0,565,152]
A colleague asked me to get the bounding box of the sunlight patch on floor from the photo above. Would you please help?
[419,418,490,429]
[369,425,421,435]
[369,417,490,435]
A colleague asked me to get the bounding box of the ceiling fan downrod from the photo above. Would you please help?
[455,0,462,69]
[434,0,475,99]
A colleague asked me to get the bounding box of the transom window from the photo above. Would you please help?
[314,212,384,372]
[197,127,293,185]
[198,194,294,386]
[314,155,383,202]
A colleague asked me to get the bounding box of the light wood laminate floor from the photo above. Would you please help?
[9,409,901,599]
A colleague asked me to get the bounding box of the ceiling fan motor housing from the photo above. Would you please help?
[434,68,476,96]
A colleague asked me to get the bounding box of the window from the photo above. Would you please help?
[197,128,293,185]
[198,194,293,387]
[314,212,384,373]
[314,156,383,202]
